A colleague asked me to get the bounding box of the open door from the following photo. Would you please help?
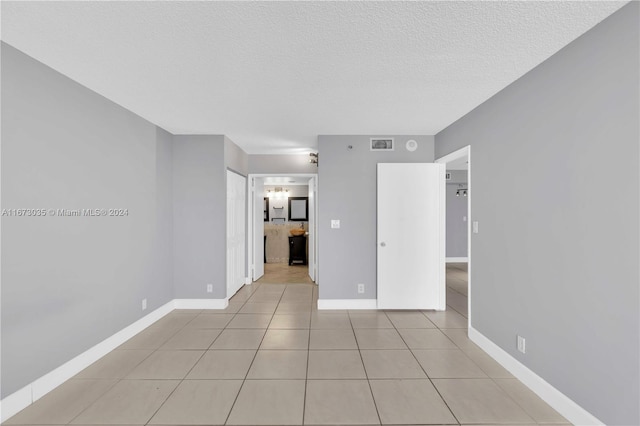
[377,163,445,310]
[227,170,246,298]
[308,176,316,282]
[253,177,265,281]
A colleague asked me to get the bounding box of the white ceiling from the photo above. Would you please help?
[446,156,469,171]
[1,1,626,154]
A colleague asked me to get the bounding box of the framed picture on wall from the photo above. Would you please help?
[288,197,308,221]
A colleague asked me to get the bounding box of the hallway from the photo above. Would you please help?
[4,280,568,425]
[255,263,314,284]
[446,263,468,318]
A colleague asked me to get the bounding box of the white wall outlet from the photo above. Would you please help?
[357,283,365,294]
[206,284,213,293]
[517,335,526,354]
[472,221,479,234]
[331,219,340,229]
[141,299,147,311]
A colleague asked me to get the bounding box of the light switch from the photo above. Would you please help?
[472,221,479,234]
[331,220,340,229]
[463,216,467,222]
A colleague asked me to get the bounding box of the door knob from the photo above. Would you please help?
[380,242,386,247]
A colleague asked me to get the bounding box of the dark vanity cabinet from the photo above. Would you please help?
[288,235,307,265]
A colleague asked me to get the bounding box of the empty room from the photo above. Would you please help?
[1,2,638,426]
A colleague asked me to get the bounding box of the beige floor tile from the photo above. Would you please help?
[70,380,179,424]
[369,379,457,425]
[221,302,244,314]
[307,350,366,379]
[269,313,311,329]
[412,349,487,378]
[354,329,407,350]
[185,313,234,329]
[433,378,534,424]
[5,379,117,425]
[385,311,436,329]
[148,380,242,425]
[210,329,266,349]
[125,350,203,379]
[494,379,569,424]
[276,302,313,314]
[463,349,514,378]
[226,380,305,425]
[248,293,283,303]
[398,329,458,349]
[238,302,278,314]
[118,327,178,350]
[349,313,394,328]
[304,380,379,425]
[361,350,426,379]
[310,312,352,329]
[260,329,309,349]
[153,313,198,329]
[309,329,358,349]
[446,290,468,317]
[159,328,221,350]
[75,350,152,379]
[423,309,469,329]
[255,263,313,284]
[441,329,480,350]
[226,314,273,329]
[186,350,256,379]
[247,350,308,379]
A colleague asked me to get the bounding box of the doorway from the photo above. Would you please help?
[435,146,471,324]
[247,174,318,285]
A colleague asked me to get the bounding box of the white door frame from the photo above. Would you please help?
[435,146,471,327]
[246,173,319,284]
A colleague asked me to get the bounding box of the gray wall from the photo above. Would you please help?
[446,170,468,258]
[318,135,434,299]
[435,4,639,425]
[0,43,174,398]
[249,154,318,174]
[225,136,249,176]
[172,135,227,299]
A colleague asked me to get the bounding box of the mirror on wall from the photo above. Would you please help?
[288,197,308,221]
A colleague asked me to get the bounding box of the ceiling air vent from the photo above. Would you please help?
[370,138,394,151]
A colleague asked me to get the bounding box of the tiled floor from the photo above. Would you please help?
[255,263,313,284]
[4,266,570,425]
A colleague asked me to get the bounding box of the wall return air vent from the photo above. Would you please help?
[370,138,394,151]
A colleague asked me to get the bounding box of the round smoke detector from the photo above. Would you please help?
[406,139,418,152]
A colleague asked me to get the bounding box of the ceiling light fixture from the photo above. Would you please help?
[309,152,318,165]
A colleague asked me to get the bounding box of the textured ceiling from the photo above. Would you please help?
[1,1,627,154]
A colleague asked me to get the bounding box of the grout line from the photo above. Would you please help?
[384,309,462,426]
[347,310,384,426]
[223,282,286,425]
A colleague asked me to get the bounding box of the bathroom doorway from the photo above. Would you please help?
[247,174,318,285]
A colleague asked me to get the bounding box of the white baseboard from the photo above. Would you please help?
[317,299,377,310]
[244,277,251,285]
[173,298,229,309]
[468,326,604,426]
[0,301,174,423]
[446,257,468,263]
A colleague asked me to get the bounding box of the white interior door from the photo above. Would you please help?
[377,163,445,310]
[308,177,316,282]
[253,177,265,281]
[227,170,246,298]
